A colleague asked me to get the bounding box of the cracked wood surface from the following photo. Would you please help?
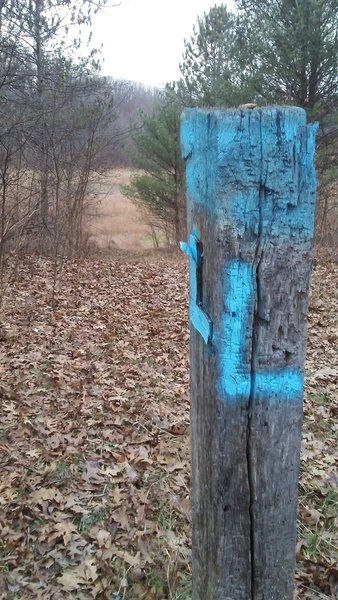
[181,107,317,599]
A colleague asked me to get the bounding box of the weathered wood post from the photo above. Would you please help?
[180,107,317,599]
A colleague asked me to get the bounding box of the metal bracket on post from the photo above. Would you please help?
[180,233,212,344]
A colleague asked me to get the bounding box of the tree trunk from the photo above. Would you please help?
[33,0,49,228]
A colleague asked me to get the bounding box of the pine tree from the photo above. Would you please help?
[178,4,250,107]
[123,87,185,246]
[236,0,338,110]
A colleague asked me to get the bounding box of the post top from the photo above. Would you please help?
[181,106,308,127]
[180,102,317,242]
[182,105,305,116]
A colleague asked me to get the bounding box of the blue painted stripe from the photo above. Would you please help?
[217,259,304,402]
[254,370,304,400]
[217,260,254,399]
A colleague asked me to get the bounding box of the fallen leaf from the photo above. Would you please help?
[112,548,142,567]
[53,521,78,545]
[57,570,84,591]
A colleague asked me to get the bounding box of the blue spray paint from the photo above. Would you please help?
[217,259,303,402]
[179,245,304,401]
[217,260,253,398]
[181,108,318,240]
[180,107,315,403]
[253,370,303,400]
[180,233,212,344]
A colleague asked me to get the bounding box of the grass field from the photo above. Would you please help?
[87,170,154,252]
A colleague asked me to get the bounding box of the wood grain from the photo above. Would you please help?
[181,107,317,599]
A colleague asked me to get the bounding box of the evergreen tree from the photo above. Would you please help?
[178,3,250,107]
[236,0,338,110]
[123,87,185,245]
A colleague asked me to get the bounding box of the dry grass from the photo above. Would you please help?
[87,169,153,251]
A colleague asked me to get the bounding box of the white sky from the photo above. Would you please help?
[91,0,235,87]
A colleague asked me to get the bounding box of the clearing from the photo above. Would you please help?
[87,170,154,252]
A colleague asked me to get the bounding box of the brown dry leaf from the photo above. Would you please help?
[81,460,105,484]
[76,557,98,583]
[311,367,338,382]
[136,505,146,527]
[327,564,338,598]
[64,494,88,514]
[165,460,188,473]
[96,528,112,548]
[30,487,64,505]
[168,423,188,436]
[91,577,111,598]
[52,521,78,544]
[112,548,142,567]
[57,570,84,591]
[302,508,322,526]
[25,448,41,458]
[103,463,124,477]
[47,433,64,450]
[0,487,18,504]
[296,539,308,559]
[112,507,130,530]
[139,539,155,564]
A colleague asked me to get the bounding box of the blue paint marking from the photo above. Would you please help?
[217,259,304,402]
[254,370,304,400]
[180,108,314,401]
[218,260,253,398]
[180,233,212,344]
[180,108,318,240]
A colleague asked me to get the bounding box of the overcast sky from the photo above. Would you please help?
[91,0,234,87]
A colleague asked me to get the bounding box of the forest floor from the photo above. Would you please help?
[0,253,337,599]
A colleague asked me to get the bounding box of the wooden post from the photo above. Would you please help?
[180,107,317,599]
